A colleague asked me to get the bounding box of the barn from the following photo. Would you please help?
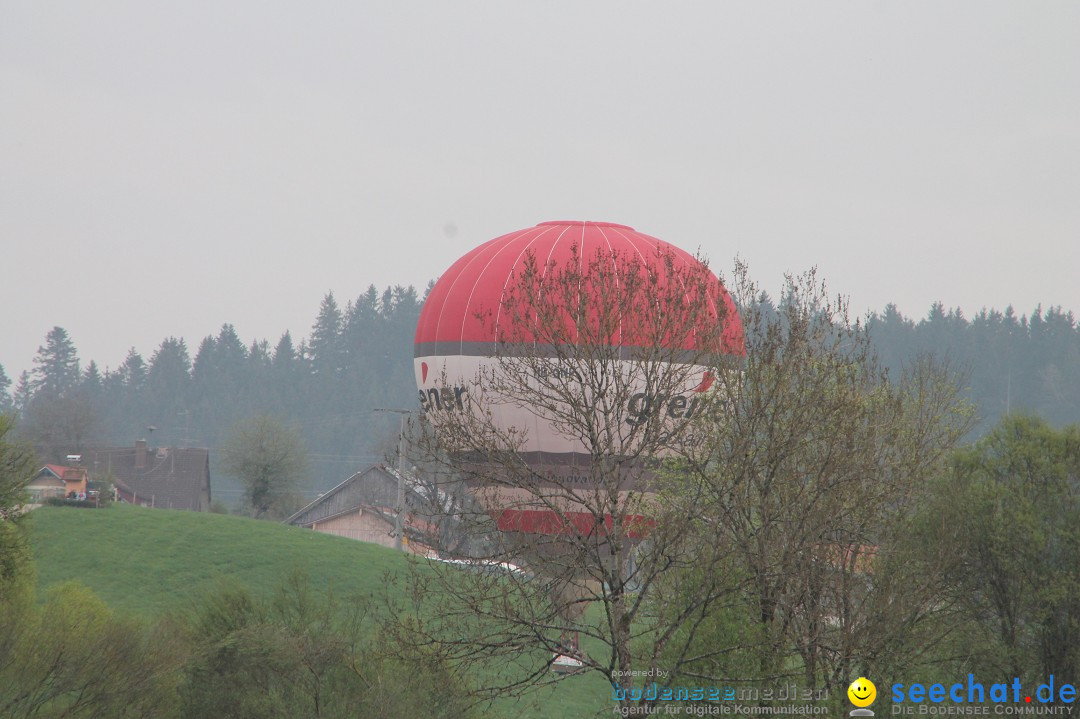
[284,465,436,556]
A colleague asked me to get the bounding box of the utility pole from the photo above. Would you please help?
[374,408,410,552]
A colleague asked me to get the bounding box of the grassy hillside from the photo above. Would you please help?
[26,504,610,717]
[27,503,405,616]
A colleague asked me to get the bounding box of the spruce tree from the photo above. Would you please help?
[308,292,344,379]
[30,326,80,397]
[0,364,11,413]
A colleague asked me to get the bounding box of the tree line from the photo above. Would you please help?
[0,285,426,501]
[868,301,1080,436]
[1,282,1078,501]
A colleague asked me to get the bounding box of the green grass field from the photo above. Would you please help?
[25,504,610,717]
[27,503,406,616]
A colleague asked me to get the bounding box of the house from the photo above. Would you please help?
[84,440,211,511]
[285,464,436,556]
[27,464,88,501]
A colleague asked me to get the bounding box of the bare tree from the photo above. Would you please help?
[393,243,749,709]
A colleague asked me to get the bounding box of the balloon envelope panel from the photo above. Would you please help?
[414,221,744,357]
[414,221,743,535]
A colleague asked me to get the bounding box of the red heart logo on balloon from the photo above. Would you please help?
[421,362,428,384]
[692,371,714,393]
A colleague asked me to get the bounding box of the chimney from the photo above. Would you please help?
[135,439,148,471]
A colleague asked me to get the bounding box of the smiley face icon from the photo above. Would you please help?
[848,677,877,708]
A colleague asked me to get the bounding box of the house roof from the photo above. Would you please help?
[285,464,424,528]
[27,473,65,488]
[84,446,211,511]
[39,464,88,482]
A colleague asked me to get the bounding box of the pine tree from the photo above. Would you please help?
[80,361,105,428]
[30,326,80,398]
[0,364,11,413]
[11,372,31,415]
[82,361,103,396]
[342,287,382,380]
[247,339,274,413]
[215,324,248,368]
[272,332,298,370]
[308,292,344,378]
[145,338,192,445]
[119,348,147,391]
[147,338,191,402]
[271,332,306,424]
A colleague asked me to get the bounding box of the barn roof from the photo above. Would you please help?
[285,464,423,528]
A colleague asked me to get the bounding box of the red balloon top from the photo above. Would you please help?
[415,221,744,357]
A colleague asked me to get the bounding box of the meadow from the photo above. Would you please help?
[26,504,610,717]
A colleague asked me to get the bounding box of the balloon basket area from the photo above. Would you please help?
[551,653,585,675]
[551,631,586,674]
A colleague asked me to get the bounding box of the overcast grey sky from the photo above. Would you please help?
[2,2,1078,379]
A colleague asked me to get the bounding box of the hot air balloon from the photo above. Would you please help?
[413,220,744,662]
